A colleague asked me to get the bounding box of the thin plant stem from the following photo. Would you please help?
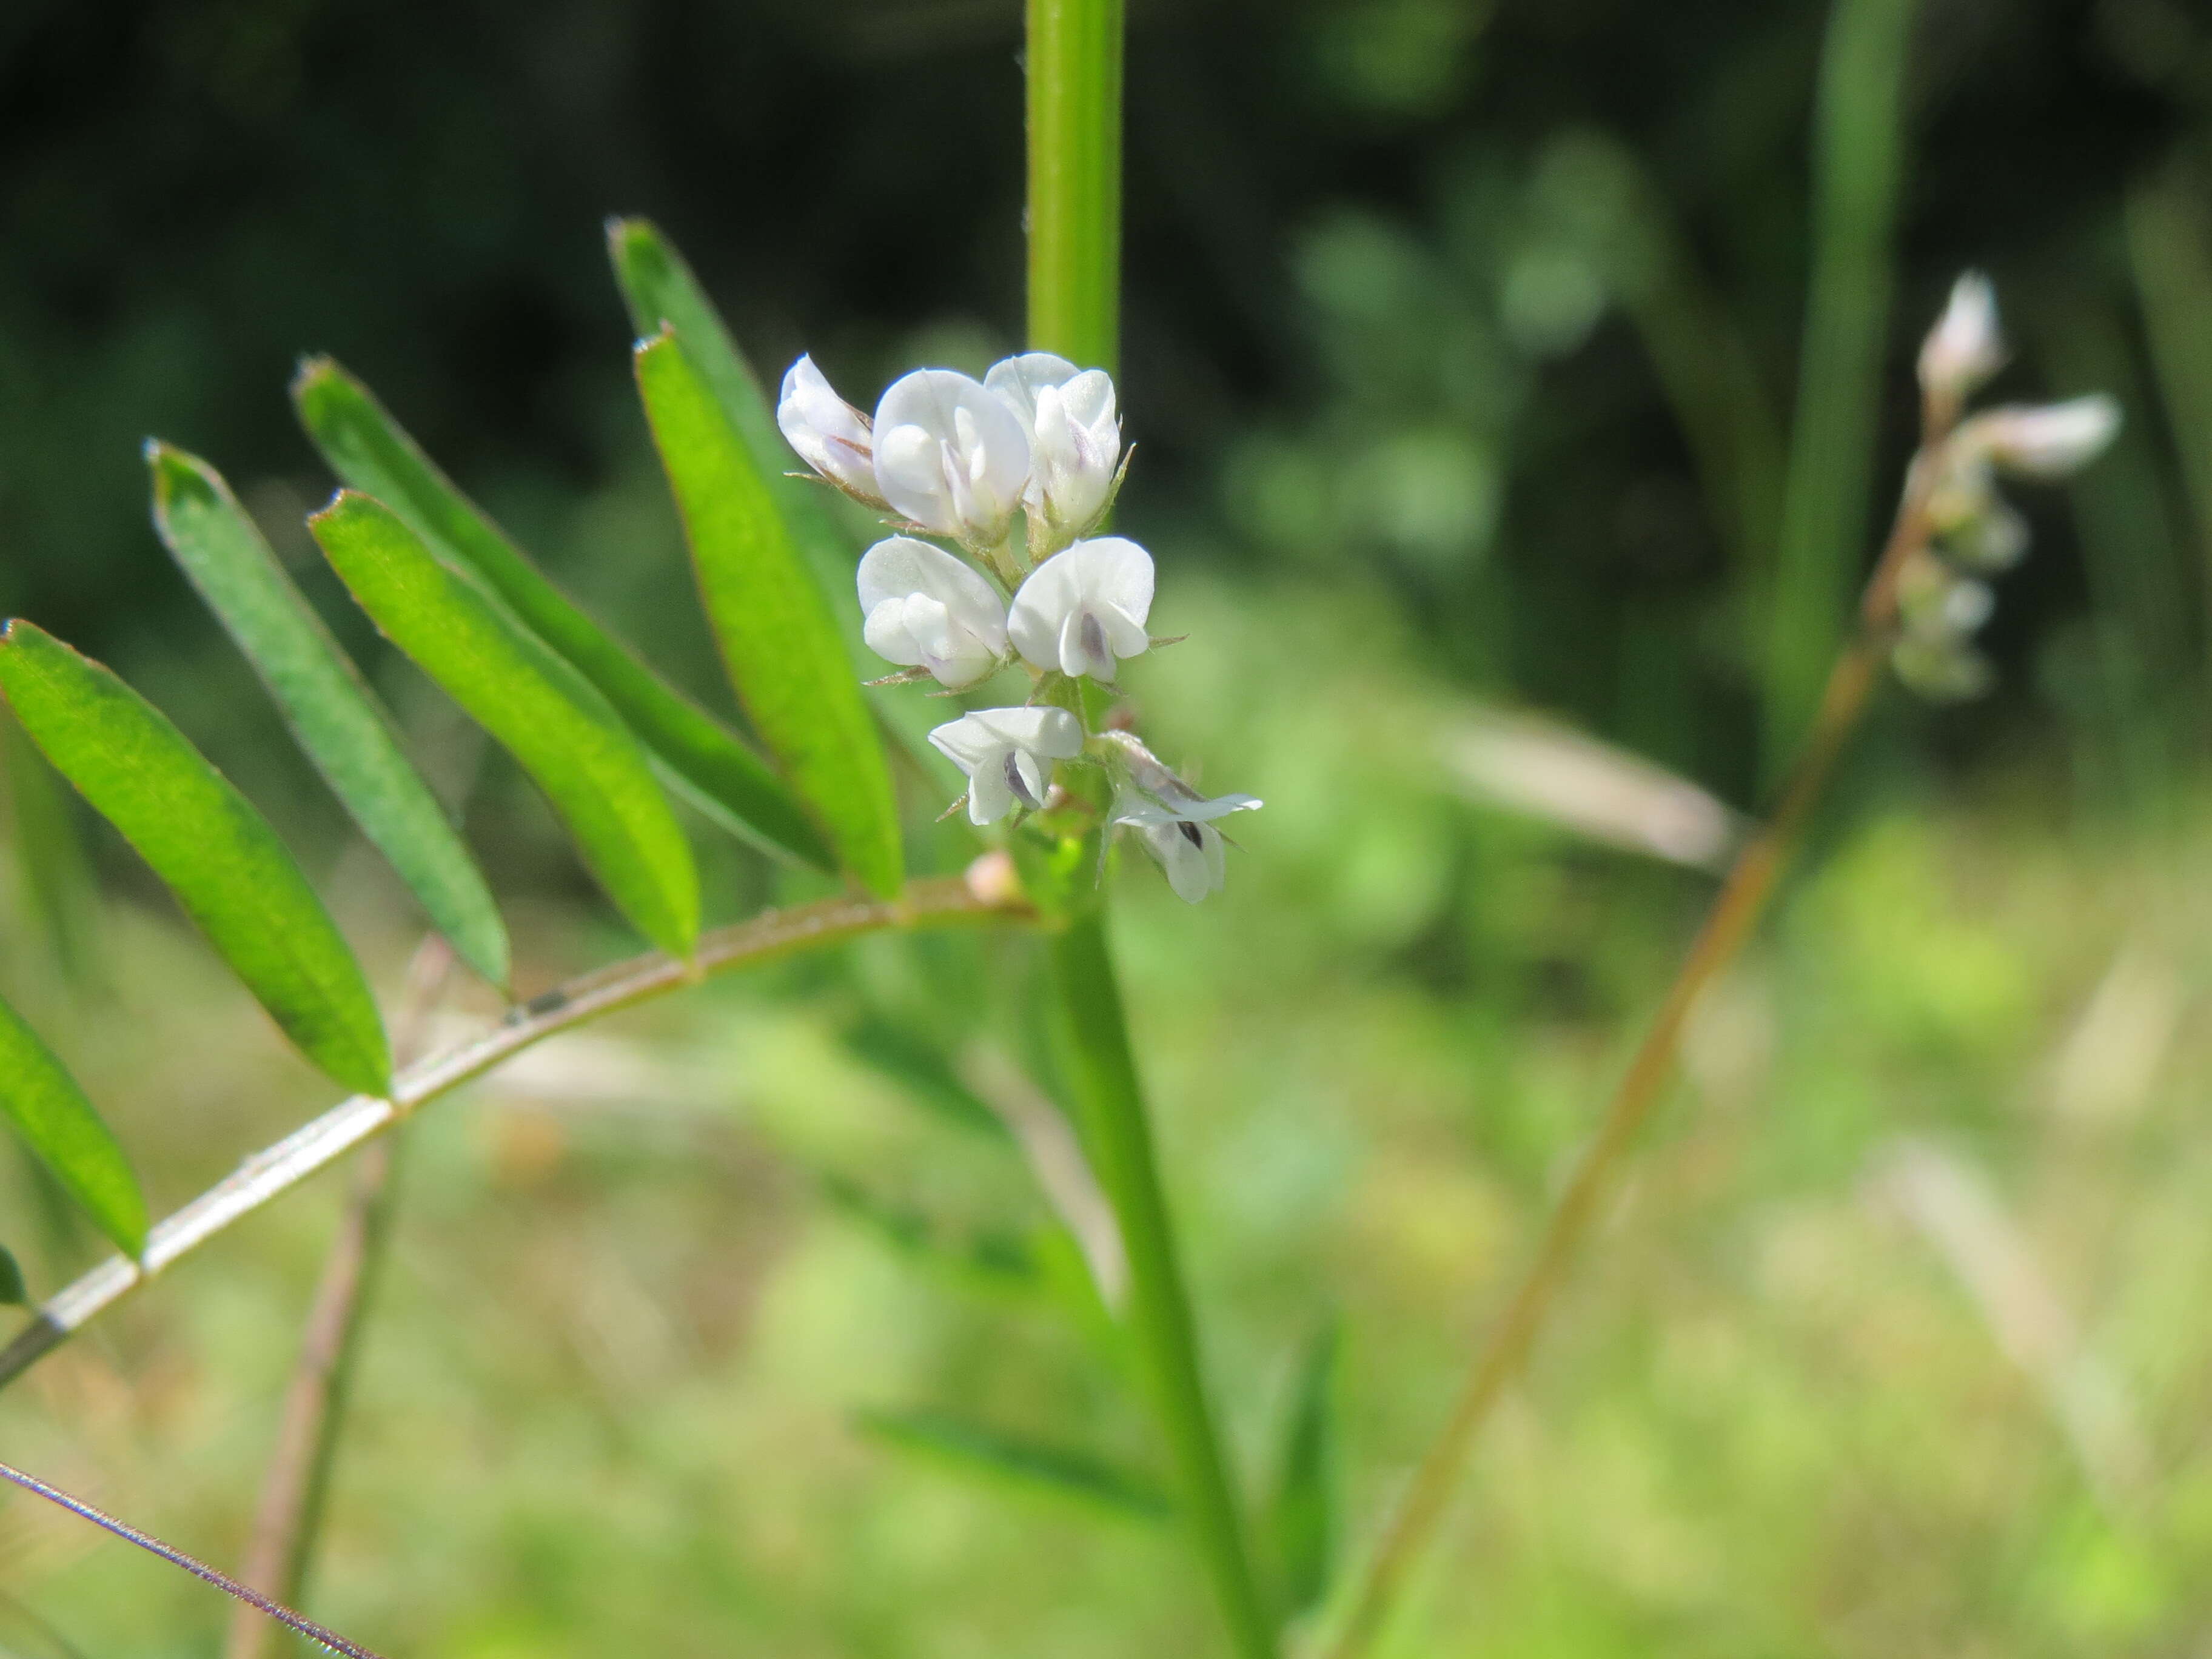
[0,1460,389,1659]
[226,939,455,1659]
[0,879,1025,1392]
[1026,4,1276,1654]
[1320,411,1954,1659]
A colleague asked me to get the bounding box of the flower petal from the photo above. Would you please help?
[857,537,1008,652]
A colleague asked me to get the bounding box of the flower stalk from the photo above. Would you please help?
[1318,275,2118,1659]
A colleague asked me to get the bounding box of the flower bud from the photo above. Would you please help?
[856,537,1009,689]
[987,353,1122,552]
[1957,395,2122,480]
[927,706,1084,825]
[1008,536,1155,682]
[873,369,1032,548]
[777,355,883,504]
[1917,272,2004,407]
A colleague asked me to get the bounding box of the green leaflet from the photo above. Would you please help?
[634,328,903,898]
[309,491,700,960]
[0,1242,23,1305]
[603,218,950,782]
[855,1407,1173,1523]
[0,622,391,1098]
[1,706,102,988]
[290,357,832,872]
[1263,1319,1341,1623]
[0,995,143,1258]
[147,443,511,990]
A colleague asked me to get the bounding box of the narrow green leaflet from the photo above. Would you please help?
[818,1173,1037,1298]
[604,218,949,779]
[1264,1319,1341,1622]
[0,1242,24,1305]
[147,443,511,990]
[856,1407,1173,1523]
[309,491,700,960]
[0,996,144,1258]
[634,328,903,897]
[290,357,831,872]
[0,623,391,1097]
[2,707,102,987]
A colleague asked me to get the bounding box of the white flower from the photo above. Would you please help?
[1917,272,2003,406]
[1105,737,1260,906]
[856,537,1008,689]
[927,706,1084,826]
[1957,395,2121,479]
[777,355,882,504]
[1007,536,1155,681]
[986,352,1122,548]
[1130,816,1228,904]
[872,369,1032,546]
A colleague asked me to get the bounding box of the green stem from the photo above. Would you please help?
[1050,916,1277,1659]
[1027,0,1124,375]
[1026,4,1274,1655]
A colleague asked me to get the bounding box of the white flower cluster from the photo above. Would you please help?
[779,352,1259,902]
[1896,273,2122,700]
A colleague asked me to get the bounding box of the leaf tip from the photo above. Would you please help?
[630,320,680,363]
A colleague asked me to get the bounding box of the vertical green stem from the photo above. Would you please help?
[1027,0,1124,375]
[1026,5,1275,1655]
[1762,0,1919,776]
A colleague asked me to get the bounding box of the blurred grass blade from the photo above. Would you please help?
[2,707,102,988]
[1265,1319,1341,1623]
[634,327,903,897]
[818,1173,1038,1297]
[1762,0,1920,774]
[309,491,701,959]
[147,442,511,990]
[0,1243,23,1305]
[290,357,831,871]
[2124,162,2212,668]
[856,1407,1173,1523]
[603,220,948,779]
[0,993,146,1258]
[0,623,391,1097]
[842,1014,1010,1141]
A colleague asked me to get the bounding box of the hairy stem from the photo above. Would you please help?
[0,879,1024,1392]
[1321,420,1950,1659]
[226,941,454,1659]
[0,1460,387,1659]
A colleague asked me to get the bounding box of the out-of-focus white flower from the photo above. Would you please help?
[927,706,1084,825]
[873,369,1032,547]
[1007,536,1155,680]
[777,355,883,504]
[1918,272,2004,407]
[856,536,1008,689]
[1892,550,1996,703]
[986,352,1122,550]
[1957,395,2122,479]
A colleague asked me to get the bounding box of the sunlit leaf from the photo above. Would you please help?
[290,356,831,871]
[147,441,511,990]
[0,993,146,1258]
[605,218,953,785]
[1264,1318,1341,1621]
[0,622,391,1098]
[309,491,700,959]
[634,327,903,897]
[855,1407,1173,1523]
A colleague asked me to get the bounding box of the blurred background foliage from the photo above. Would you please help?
[7,0,2212,1655]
